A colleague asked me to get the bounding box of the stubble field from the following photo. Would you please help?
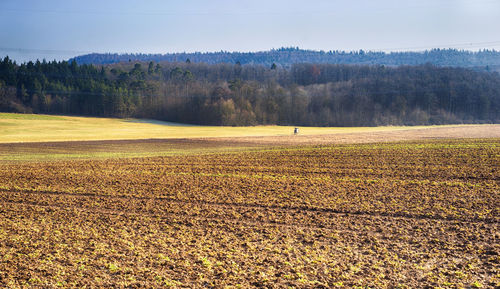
[0,138,498,288]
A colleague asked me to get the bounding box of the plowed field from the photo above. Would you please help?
[0,139,498,288]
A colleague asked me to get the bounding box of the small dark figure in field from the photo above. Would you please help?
[294,127,299,135]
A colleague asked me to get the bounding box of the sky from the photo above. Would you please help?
[1,0,500,63]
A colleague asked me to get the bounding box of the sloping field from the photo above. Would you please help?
[1,112,494,143]
[0,139,498,287]
[1,112,500,161]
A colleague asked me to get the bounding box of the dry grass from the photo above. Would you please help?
[1,120,499,161]
[0,112,485,143]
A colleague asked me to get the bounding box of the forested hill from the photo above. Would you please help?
[1,56,499,126]
[70,48,500,69]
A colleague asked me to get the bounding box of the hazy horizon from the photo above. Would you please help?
[2,0,500,63]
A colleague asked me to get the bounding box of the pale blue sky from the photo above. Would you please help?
[1,0,500,63]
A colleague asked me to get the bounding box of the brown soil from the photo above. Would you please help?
[0,139,498,288]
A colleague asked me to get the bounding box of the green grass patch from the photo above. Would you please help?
[0,113,65,120]
[0,146,258,162]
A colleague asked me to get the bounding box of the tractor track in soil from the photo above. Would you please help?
[1,139,499,287]
[2,198,350,233]
[1,187,497,225]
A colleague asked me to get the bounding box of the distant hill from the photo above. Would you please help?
[70,47,500,68]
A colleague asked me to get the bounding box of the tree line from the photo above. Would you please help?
[70,47,500,70]
[1,56,499,126]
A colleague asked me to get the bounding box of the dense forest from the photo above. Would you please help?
[70,48,500,70]
[1,55,499,126]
